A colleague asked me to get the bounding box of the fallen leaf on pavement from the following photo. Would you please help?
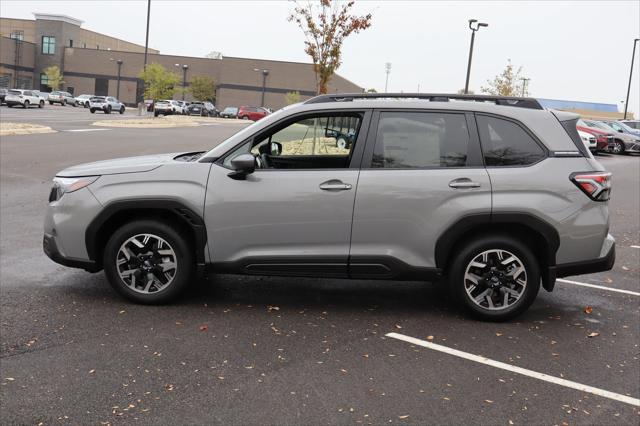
[398,415,410,419]
[426,335,434,341]
[395,324,402,329]
[622,266,629,271]
[267,305,280,312]
[199,325,208,331]
[584,306,593,314]
[587,332,599,338]
[484,399,494,404]
[118,310,126,314]
[89,369,96,374]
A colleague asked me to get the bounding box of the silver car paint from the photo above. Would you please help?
[350,167,492,267]
[57,153,180,177]
[204,164,358,262]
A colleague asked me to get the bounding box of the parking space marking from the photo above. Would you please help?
[631,245,640,249]
[557,279,640,296]
[386,332,640,407]
[64,129,111,132]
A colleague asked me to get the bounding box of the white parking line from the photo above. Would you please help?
[63,128,111,132]
[631,245,640,249]
[557,279,640,296]
[386,332,640,407]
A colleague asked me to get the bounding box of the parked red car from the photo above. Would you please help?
[237,106,270,121]
[576,124,612,152]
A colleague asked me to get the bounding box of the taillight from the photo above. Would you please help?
[570,171,611,201]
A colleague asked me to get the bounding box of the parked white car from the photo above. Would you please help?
[89,96,125,114]
[578,129,597,152]
[75,94,93,108]
[5,89,44,108]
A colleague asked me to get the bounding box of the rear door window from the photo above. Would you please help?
[476,115,546,166]
[371,112,470,168]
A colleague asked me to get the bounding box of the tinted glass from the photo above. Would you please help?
[371,112,469,168]
[476,115,545,166]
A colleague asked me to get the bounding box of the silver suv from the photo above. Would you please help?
[43,93,615,321]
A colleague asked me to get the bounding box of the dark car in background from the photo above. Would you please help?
[48,91,76,106]
[220,106,239,118]
[237,106,270,121]
[187,101,217,117]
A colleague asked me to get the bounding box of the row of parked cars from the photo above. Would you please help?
[577,118,640,155]
[146,99,272,121]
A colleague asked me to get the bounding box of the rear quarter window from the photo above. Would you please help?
[476,115,546,166]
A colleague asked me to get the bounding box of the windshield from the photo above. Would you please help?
[589,121,615,132]
[9,90,21,95]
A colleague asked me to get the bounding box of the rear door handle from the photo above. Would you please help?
[319,179,352,191]
[449,178,481,189]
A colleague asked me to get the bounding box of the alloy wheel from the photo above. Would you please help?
[463,249,527,311]
[116,233,178,294]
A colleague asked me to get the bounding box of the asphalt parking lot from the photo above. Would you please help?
[1,106,639,425]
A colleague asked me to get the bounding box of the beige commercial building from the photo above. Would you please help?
[1,13,361,108]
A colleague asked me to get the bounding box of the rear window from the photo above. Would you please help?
[90,97,104,101]
[559,118,589,157]
[9,90,21,95]
[476,115,546,166]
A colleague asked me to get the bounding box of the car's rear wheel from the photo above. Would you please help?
[62,99,67,106]
[612,140,625,155]
[90,108,96,113]
[106,105,112,114]
[241,115,249,120]
[23,100,29,109]
[49,101,53,105]
[119,106,125,114]
[84,101,89,108]
[448,235,540,321]
[39,100,44,108]
[103,220,194,304]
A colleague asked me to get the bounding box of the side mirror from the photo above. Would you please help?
[228,154,256,180]
[617,129,623,133]
[271,142,282,156]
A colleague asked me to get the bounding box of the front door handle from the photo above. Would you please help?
[449,178,481,189]
[319,179,352,191]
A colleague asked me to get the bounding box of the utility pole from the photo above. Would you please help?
[384,62,391,92]
[110,58,123,99]
[254,68,269,107]
[623,38,639,120]
[520,77,530,97]
[143,0,151,71]
[464,19,488,94]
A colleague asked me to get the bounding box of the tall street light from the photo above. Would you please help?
[623,38,639,120]
[384,62,392,92]
[520,77,530,97]
[175,64,189,101]
[110,58,123,99]
[254,68,269,107]
[139,0,151,104]
[464,19,488,95]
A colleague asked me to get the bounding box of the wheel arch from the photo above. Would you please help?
[434,213,560,292]
[86,200,207,269]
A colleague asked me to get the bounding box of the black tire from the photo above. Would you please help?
[612,140,625,155]
[90,108,96,113]
[448,234,540,322]
[84,102,89,108]
[23,101,29,109]
[241,115,249,120]
[62,99,67,106]
[106,105,112,114]
[103,220,194,304]
[119,106,125,114]
[49,101,53,105]
[154,111,159,117]
[39,100,44,108]
[7,104,12,108]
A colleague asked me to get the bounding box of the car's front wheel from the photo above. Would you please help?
[103,220,194,304]
[23,100,29,109]
[448,235,540,321]
[612,140,625,155]
[90,108,96,113]
[39,100,44,108]
[119,106,125,114]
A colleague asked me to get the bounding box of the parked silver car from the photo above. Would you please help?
[49,90,76,106]
[43,93,614,321]
[75,94,93,108]
[89,96,125,114]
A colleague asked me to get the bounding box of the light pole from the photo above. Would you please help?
[175,64,188,101]
[140,0,151,104]
[384,62,391,92]
[253,68,269,107]
[520,77,530,97]
[464,19,488,95]
[623,38,639,120]
[110,58,123,99]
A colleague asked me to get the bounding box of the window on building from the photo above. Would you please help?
[0,74,11,88]
[10,31,24,41]
[67,86,75,95]
[476,115,546,166]
[16,76,32,89]
[40,74,50,92]
[371,112,470,168]
[42,36,56,54]
[69,39,73,47]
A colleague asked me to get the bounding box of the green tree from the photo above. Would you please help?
[366,88,377,93]
[481,60,530,97]
[138,63,180,100]
[43,65,64,90]
[289,0,372,94]
[189,75,216,102]
[284,90,301,105]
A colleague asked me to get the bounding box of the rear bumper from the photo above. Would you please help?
[555,241,615,278]
[43,233,99,272]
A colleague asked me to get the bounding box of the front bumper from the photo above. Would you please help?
[43,233,99,272]
[625,141,640,153]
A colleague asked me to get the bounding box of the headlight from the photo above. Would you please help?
[49,176,99,202]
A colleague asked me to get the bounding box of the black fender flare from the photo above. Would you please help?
[85,199,207,266]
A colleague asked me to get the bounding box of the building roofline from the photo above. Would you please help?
[33,13,83,26]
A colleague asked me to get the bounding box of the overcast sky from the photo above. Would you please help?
[3,0,639,114]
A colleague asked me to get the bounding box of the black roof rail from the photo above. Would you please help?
[304,92,544,110]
